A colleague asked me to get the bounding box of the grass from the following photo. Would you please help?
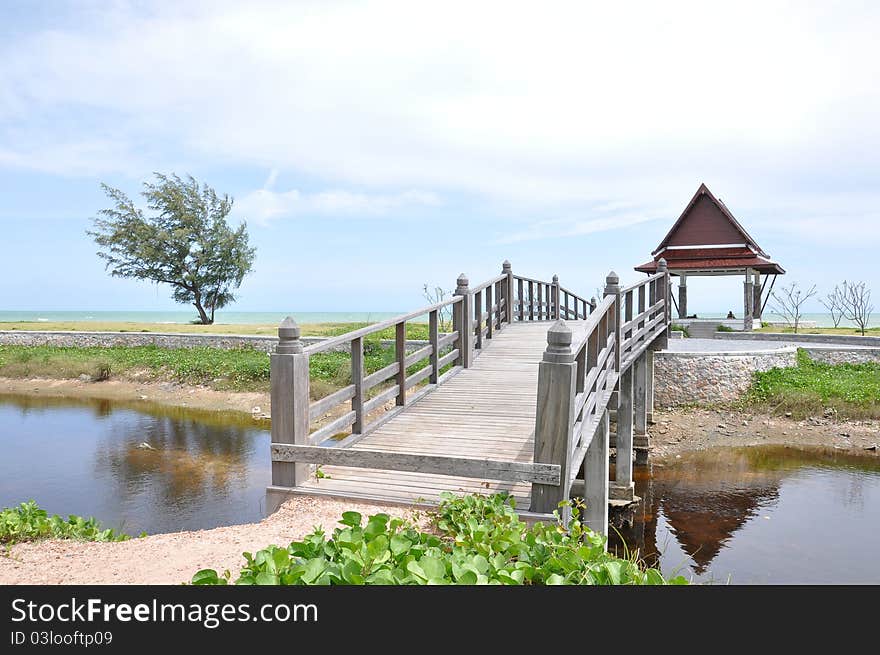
[0,338,443,396]
[0,320,432,340]
[1,501,133,545]
[748,349,880,419]
[670,323,690,337]
[755,325,880,336]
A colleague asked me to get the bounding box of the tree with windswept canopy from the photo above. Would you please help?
[89,173,256,324]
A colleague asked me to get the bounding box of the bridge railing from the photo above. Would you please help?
[511,273,596,322]
[531,260,670,531]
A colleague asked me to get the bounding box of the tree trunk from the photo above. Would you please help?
[193,295,212,324]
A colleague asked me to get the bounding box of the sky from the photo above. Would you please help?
[1,0,878,315]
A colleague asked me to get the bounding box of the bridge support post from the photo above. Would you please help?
[531,321,575,520]
[583,408,610,541]
[454,274,473,368]
[552,274,560,320]
[267,317,310,514]
[645,348,655,424]
[613,362,634,501]
[633,349,649,465]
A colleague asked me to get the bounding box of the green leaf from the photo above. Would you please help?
[418,556,446,581]
[339,511,362,528]
[301,558,327,584]
[546,573,566,585]
[390,535,412,556]
[255,571,279,585]
[191,569,224,585]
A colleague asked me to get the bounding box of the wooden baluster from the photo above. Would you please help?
[589,297,597,315]
[454,274,472,368]
[656,258,669,350]
[537,283,543,320]
[638,283,646,345]
[428,309,439,384]
[395,321,406,406]
[518,278,524,321]
[351,336,364,433]
[528,281,534,321]
[474,289,483,350]
[486,284,493,340]
[503,261,514,325]
[624,289,633,364]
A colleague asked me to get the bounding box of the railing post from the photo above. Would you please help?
[552,275,560,320]
[655,258,669,350]
[589,296,597,315]
[428,310,439,384]
[604,271,621,372]
[583,408,610,540]
[531,320,576,518]
[270,317,310,490]
[351,336,365,433]
[502,261,514,325]
[454,274,473,368]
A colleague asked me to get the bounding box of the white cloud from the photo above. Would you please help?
[1,0,879,237]
[235,187,441,224]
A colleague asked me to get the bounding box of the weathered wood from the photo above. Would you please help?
[486,284,494,339]
[437,348,460,368]
[616,364,634,488]
[395,322,406,406]
[646,348,655,423]
[530,321,575,515]
[634,349,648,437]
[271,317,310,487]
[537,283,543,321]
[363,384,401,414]
[404,343,434,368]
[271,444,561,485]
[363,362,399,391]
[654,258,669,350]
[350,336,365,433]
[454,274,473,368]
[582,408,610,539]
[308,410,357,444]
[517,278,524,321]
[309,384,356,421]
[428,310,440,384]
[404,363,434,390]
[474,289,483,350]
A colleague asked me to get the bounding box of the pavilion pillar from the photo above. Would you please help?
[677,273,687,319]
[753,271,762,320]
[743,268,754,331]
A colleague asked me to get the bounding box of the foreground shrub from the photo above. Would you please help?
[0,501,132,544]
[192,493,687,585]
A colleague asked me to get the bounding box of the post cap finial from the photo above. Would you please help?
[502,260,511,272]
[657,258,668,272]
[544,320,574,362]
[455,273,469,294]
[552,274,558,283]
[604,271,620,296]
[276,316,303,354]
[590,296,597,305]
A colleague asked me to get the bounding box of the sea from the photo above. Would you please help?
[0,310,876,328]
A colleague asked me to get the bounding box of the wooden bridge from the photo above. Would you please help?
[267,260,671,536]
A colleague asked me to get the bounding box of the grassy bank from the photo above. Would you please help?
[748,349,880,419]
[0,320,431,340]
[755,325,880,336]
[0,340,436,396]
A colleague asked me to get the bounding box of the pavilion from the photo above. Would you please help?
[635,183,785,331]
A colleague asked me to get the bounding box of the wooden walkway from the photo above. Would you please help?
[298,321,553,506]
[267,262,671,531]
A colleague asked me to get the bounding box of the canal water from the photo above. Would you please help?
[610,446,880,584]
[3,394,880,583]
[0,394,270,535]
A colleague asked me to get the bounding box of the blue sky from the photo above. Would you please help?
[1,0,878,315]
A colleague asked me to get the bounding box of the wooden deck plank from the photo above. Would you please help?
[297,321,584,505]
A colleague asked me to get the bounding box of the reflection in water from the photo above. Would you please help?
[610,446,880,584]
[0,394,270,535]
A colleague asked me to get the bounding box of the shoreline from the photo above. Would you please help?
[1,378,878,585]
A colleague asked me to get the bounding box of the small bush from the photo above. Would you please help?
[192,493,687,586]
[670,324,690,337]
[0,501,132,544]
[716,325,734,332]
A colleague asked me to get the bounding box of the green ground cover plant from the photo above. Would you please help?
[0,501,132,545]
[749,349,880,418]
[192,493,687,586]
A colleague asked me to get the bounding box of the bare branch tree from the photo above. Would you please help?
[839,280,874,336]
[770,282,817,334]
[819,285,845,328]
[423,284,454,331]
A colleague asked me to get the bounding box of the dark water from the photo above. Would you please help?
[0,394,270,535]
[610,446,880,584]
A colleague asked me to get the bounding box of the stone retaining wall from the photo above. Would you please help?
[802,347,880,365]
[654,348,797,407]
